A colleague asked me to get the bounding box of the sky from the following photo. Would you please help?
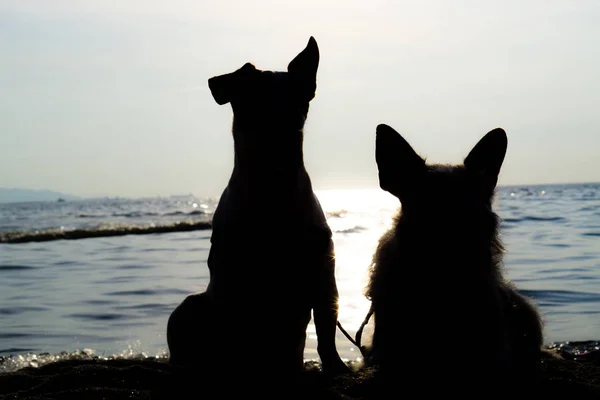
[1,0,599,198]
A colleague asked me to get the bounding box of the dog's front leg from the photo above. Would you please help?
[312,239,352,375]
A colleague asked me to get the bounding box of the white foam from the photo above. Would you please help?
[0,346,169,374]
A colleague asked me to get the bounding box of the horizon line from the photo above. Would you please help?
[1,180,599,203]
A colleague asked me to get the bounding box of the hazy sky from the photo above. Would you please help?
[1,1,599,198]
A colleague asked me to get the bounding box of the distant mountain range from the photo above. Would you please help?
[0,188,82,204]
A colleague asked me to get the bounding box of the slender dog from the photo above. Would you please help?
[167,37,349,380]
[364,124,543,389]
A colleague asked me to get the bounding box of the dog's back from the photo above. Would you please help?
[365,124,543,390]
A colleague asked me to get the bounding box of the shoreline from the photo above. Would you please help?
[2,346,600,399]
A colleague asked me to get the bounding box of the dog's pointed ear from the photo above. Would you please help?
[375,124,426,199]
[288,36,319,101]
[464,128,507,193]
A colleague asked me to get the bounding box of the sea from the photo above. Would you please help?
[1,183,600,373]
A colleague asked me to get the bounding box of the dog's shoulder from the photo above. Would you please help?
[211,187,331,243]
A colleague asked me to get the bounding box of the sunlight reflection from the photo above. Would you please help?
[306,189,399,360]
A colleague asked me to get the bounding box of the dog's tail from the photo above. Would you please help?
[336,304,374,358]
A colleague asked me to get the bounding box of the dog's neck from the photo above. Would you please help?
[227,120,310,193]
[232,136,305,174]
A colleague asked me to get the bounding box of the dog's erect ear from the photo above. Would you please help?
[464,128,508,193]
[288,37,319,101]
[375,124,426,199]
[208,72,236,105]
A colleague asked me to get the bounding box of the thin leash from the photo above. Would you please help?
[336,303,374,358]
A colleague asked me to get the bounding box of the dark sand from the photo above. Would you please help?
[2,346,600,399]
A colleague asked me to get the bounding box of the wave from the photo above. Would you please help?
[502,216,567,223]
[0,348,168,373]
[0,265,38,271]
[112,211,159,217]
[0,306,48,315]
[520,289,600,306]
[163,210,205,216]
[76,210,206,219]
[0,221,212,244]
[2,340,600,374]
[66,313,127,322]
[334,226,368,234]
[104,288,190,297]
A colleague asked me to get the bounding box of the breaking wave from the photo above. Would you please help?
[0,221,212,244]
[0,347,169,374]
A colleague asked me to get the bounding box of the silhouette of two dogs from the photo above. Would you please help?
[364,124,543,388]
[166,37,349,381]
[167,37,544,390]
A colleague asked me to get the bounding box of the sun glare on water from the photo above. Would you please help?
[304,189,399,360]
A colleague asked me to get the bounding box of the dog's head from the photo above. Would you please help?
[208,37,319,134]
[375,124,507,218]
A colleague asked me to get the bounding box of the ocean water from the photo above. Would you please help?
[1,183,600,372]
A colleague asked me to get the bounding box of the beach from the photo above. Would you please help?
[2,347,600,399]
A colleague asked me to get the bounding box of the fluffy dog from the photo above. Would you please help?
[364,124,543,390]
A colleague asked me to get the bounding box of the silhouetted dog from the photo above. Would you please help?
[364,124,543,390]
[166,37,349,383]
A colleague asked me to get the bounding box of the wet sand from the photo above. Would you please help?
[2,347,600,399]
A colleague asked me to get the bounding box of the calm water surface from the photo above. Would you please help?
[1,184,600,371]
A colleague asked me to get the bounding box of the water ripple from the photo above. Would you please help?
[0,265,38,271]
[0,306,48,315]
[542,243,571,248]
[503,216,567,223]
[522,289,600,304]
[116,264,153,270]
[0,333,33,339]
[82,299,119,306]
[66,313,127,321]
[104,288,189,297]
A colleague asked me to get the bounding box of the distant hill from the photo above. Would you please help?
[0,188,82,204]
